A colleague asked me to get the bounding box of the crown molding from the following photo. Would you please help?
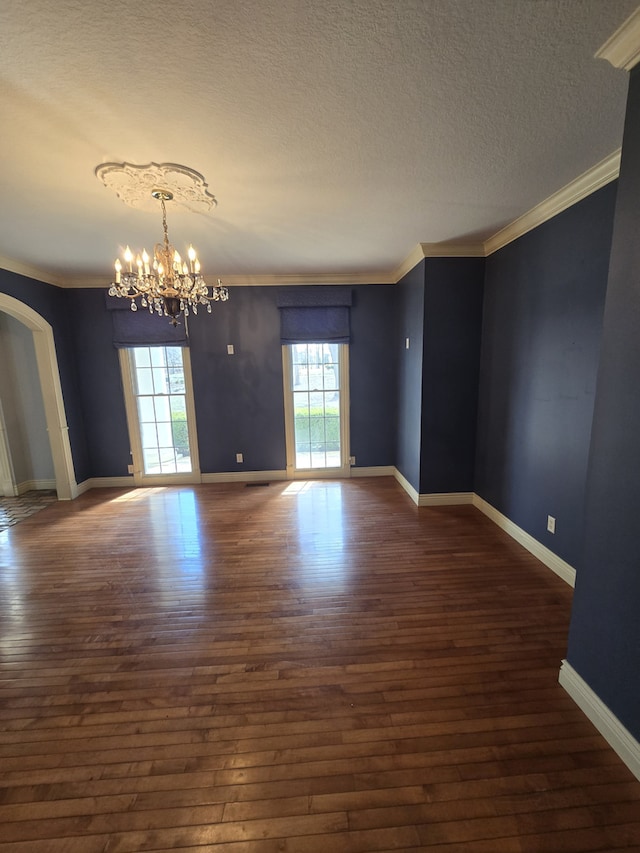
[483,150,621,256]
[422,242,485,258]
[59,272,396,289]
[218,272,396,286]
[0,254,67,288]
[393,241,486,281]
[596,7,640,71]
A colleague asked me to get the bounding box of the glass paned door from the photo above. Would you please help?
[284,342,350,477]
[120,346,200,483]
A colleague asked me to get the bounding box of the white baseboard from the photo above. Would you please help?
[351,466,395,478]
[419,491,474,506]
[16,478,57,494]
[559,660,640,782]
[472,495,576,587]
[201,470,287,484]
[75,468,393,493]
[75,476,134,494]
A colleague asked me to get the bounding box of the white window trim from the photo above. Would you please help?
[119,347,202,486]
[282,343,351,480]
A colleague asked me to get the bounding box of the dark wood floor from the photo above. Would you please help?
[0,478,639,852]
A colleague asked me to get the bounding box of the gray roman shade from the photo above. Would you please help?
[106,294,188,348]
[276,286,352,344]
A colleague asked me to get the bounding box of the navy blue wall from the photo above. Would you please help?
[421,258,484,494]
[475,183,617,569]
[67,289,131,477]
[0,270,90,484]
[350,285,397,468]
[188,287,286,473]
[567,67,640,739]
[395,262,425,491]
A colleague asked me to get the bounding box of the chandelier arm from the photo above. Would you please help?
[108,183,228,324]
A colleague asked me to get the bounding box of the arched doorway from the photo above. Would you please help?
[0,294,77,500]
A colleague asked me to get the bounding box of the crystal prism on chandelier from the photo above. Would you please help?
[108,189,228,326]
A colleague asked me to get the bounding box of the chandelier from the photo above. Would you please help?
[108,188,228,325]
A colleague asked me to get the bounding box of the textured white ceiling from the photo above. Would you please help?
[0,0,637,283]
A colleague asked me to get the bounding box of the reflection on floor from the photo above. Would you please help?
[0,490,57,530]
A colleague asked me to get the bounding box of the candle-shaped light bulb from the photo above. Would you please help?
[157,262,164,277]
[114,258,122,284]
[124,246,133,272]
[136,255,143,278]
[194,259,201,274]
[188,244,196,272]
[142,249,150,275]
[182,263,189,275]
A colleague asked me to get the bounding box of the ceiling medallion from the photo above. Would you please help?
[95,161,217,213]
[96,162,227,325]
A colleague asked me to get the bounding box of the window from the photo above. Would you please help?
[120,346,200,483]
[283,342,350,478]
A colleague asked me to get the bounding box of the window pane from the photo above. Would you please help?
[153,396,170,422]
[152,367,168,395]
[293,393,310,418]
[143,448,160,472]
[170,396,187,417]
[168,368,185,393]
[150,348,167,367]
[140,423,158,449]
[133,347,151,368]
[159,450,178,473]
[135,368,154,396]
[156,422,173,447]
[137,396,155,422]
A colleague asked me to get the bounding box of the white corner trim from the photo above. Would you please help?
[351,466,395,478]
[201,470,287,484]
[419,491,474,506]
[483,150,621,256]
[392,468,474,507]
[596,7,640,71]
[393,467,420,505]
[472,495,576,587]
[559,660,640,782]
[393,241,487,282]
[393,245,429,282]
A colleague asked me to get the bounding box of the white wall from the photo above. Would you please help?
[0,312,54,488]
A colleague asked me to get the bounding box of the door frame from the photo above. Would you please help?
[119,346,202,486]
[0,294,77,500]
[282,342,351,480]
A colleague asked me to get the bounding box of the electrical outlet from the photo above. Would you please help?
[227,344,234,355]
[349,456,356,465]
[236,453,243,463]
[127,464,134,474]
[547,515,556,534]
